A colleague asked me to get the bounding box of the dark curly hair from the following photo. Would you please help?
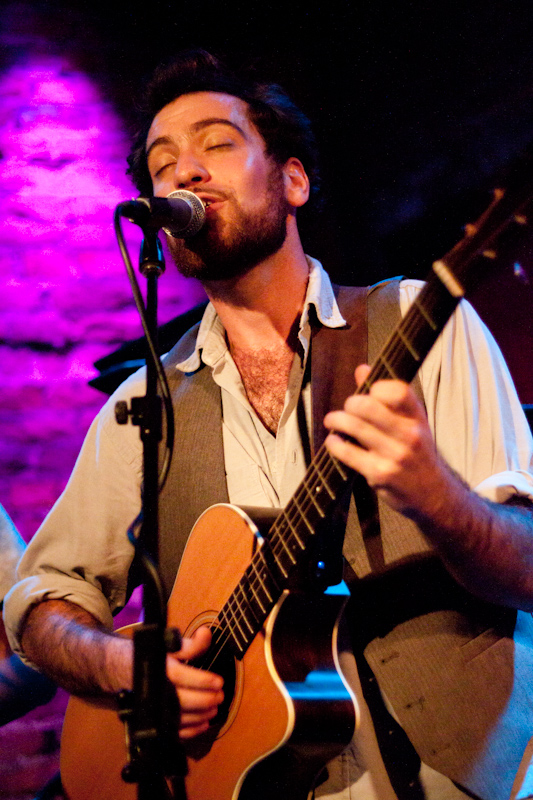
[127,49,321,205]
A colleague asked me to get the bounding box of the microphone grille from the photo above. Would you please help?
[165,189,205,237]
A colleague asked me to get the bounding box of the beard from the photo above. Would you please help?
[166,164,290,282]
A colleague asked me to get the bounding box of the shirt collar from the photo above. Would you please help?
[176,256,347,374]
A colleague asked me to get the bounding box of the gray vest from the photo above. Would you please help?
[154,281,533,800]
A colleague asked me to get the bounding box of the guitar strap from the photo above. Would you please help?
[310,283,369,460]
[307,282,368,588]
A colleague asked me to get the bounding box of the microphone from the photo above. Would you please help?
[117,190,206,237]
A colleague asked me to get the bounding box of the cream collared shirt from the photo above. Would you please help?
[176,256,346,509]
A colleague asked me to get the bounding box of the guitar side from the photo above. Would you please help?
[60,503,357,800]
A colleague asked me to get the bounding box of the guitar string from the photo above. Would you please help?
[199,286,445,671]
[199,444,343,670]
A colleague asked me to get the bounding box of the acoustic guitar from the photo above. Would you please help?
[60,182,533,800]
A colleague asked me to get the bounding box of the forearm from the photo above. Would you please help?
[407,458,533,610]
[21,599,132,697]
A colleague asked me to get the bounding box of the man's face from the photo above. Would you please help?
[145,92,291,281]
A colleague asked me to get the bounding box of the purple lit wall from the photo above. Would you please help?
[0,56,205,798]
[0,55,205,541]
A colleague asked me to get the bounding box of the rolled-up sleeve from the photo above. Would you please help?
[3,370,145,662]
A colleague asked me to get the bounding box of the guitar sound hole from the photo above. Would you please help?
[193,631,242,735]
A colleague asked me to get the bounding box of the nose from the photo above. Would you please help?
[174,151,209,189]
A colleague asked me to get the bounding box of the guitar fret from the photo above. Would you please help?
[378,352,398,379]
[279,520,301,559]
[290,493,313,537]
[225,597,253,652]
[332,456,349,481]
[273,551,289,578]
[303,478,326,516]
[314,464,336,499]
[234,585,255,634]
[248,577,268,614]
[413,295,438,330]
[260,528,292,579]
[218,605,245,654]
[242,568,271,625]
[253,552,276,604]
[396,327,421,361]
[231,619,248,650]
[238,573,260,619]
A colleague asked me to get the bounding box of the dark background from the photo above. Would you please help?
[3,0,533,391]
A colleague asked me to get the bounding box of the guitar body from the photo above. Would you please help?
[61,504,357,800]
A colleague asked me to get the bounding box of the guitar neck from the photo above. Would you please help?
[363,273,459,386]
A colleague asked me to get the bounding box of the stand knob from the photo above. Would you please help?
[115,400,130,424]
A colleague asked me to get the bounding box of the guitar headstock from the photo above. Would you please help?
[433,183,533,297]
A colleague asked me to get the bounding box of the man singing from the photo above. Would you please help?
[5,50,533,799]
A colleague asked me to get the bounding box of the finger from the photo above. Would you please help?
[179,719,213,739]
[367,379,424,418]
[166,654,224,692]
[354,363,371,389]
[326,404,425,474]
[344,383,421,426]
[326,429,415,503]
[172,663,225,739]
[325,430,366,471]
[174,625,212,661]
[176,683,225,715]
[325,385,423,450]
[350,357,425,422]
[325,404,399,453]
[179,703,221,739]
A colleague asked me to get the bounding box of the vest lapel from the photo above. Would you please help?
[158,326,228,599]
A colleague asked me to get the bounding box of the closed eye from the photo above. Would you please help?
[154,162,176,176]
[206,142,233,151]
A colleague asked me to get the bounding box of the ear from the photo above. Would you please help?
[282,157,310,208]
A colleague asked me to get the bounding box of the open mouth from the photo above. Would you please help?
[198,195,225,210]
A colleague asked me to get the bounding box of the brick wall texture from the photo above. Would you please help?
[0,56,204,798]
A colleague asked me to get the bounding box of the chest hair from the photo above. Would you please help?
[231,345,296,435]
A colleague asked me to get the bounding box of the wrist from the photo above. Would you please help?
[405,457,474,539]
[102,634,133,694]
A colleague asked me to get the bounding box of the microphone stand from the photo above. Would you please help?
[114,231,188,800]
